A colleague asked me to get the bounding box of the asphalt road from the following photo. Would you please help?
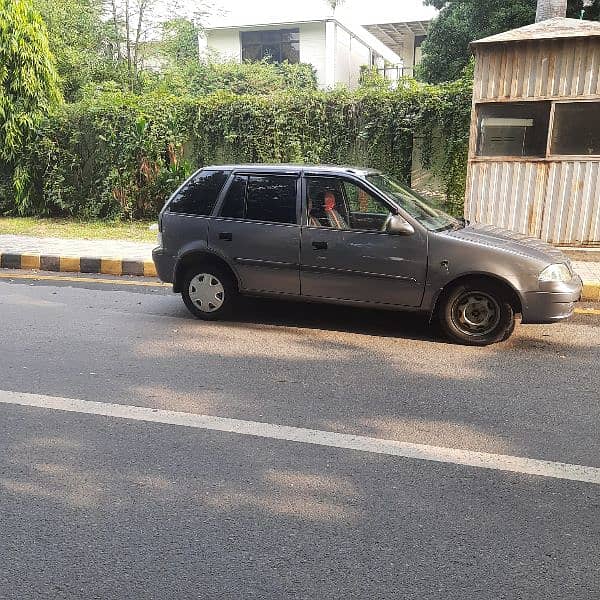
[0,271,599,599]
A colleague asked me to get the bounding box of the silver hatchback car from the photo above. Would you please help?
[153,164,582,345]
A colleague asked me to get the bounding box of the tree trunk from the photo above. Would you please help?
[536,0,568,21]
[124,0,133,91]
[110,0,122,61]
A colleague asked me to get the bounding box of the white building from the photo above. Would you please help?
[200,6,432,89]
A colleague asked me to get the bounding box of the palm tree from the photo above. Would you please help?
[536,0,568,22]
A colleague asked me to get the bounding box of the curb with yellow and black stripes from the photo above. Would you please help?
[1,251,599,302]
[583,282,600,302]
[0,252,157,277]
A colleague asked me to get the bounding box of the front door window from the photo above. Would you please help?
[306,177,393,232]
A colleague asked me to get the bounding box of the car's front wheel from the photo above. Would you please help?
[182,264,237,320]
[438,280,516,346]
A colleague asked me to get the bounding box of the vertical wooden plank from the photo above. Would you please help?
[573,38,585,96]
[546,102,557,157]
[503,46,515,99]
[583,38,595,96]
[551,40,564,97]
[561,41,576,97]
[593,43,600,95]
[588,165,600,243]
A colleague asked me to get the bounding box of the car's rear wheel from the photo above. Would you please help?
[182,264,237,320]
[438,280,515,346]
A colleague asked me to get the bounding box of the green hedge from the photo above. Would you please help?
[0,77,473,219]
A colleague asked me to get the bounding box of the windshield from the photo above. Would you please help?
[365,173,461,232]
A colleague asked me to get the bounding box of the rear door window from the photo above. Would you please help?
[169,170,230,215]
[246,175,298,224]
[219,174,298,224]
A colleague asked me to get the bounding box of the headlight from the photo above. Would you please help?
[539,263,572,283]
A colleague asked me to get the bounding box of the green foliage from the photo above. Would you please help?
[160,17,200,66]
[33,0,116,101]
[358,66,395,91]
[6,92,196,219]
[0,0,61,161]
[190,60,318,95]
[0,0,61,213]
[421,0,600,83]
[154,59,319,97]
[2,78,472,219]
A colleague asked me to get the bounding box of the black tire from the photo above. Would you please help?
[181,263,237,321]
[438,280,516,346]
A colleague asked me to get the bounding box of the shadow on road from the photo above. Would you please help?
[200,295,440,343]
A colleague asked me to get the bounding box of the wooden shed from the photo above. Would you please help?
[465,17,600,246]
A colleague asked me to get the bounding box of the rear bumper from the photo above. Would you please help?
[521,276,582,324]
[152,247,176,284]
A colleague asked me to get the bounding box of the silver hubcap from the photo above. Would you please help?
[188,273,225,313]
[452,291,500,336]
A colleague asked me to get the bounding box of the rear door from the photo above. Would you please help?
[162,169,231,253]
[209,172,301,295]
[300,175,428,307]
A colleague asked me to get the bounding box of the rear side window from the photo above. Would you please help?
[220,175,247,219]
[246,176,297,224]
[169,170,230,215]
[219,174,298,224]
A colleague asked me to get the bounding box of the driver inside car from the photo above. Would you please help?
[308,188,349,229]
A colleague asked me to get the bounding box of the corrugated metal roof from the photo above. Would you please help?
[363,21,430,57]
[471,17,600,47]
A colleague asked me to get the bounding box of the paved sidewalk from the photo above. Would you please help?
[573,260,600,301]
[0,235,155,276]
[0,234,599,299]
[0,235,154,261]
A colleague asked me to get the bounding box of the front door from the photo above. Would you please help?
[300,175,427,307]
[209,173,301,295]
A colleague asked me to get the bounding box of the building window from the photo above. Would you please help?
[551,102,600,156]
[241,29,300,64]
[476,102,551,157]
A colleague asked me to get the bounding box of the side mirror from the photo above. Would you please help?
[387,215,415,236]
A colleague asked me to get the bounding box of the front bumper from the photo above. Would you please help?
[152,247,176,284]
[521,275,583,324]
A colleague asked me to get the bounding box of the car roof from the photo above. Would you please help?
[201,164,380,177]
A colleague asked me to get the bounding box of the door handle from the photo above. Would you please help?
[312,241,328,250]
[219,232,233,241]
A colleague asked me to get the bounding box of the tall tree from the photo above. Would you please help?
[107,0,153,91]
[420,0,600,83]
[105,0,206,92]
[160,17,200,66]
[34,0,116,100]
[0,0,60,162]
[536,0,567,21]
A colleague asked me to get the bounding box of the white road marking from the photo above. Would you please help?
[1,389,599,485]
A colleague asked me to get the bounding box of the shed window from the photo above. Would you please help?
[551,102,600,156]
[476,102,551,157]
[241,29,300,64]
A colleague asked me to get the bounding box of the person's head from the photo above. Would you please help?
[324,191,336,212]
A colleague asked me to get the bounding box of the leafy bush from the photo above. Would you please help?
[1,76,473,219]
[152,59,318,97]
